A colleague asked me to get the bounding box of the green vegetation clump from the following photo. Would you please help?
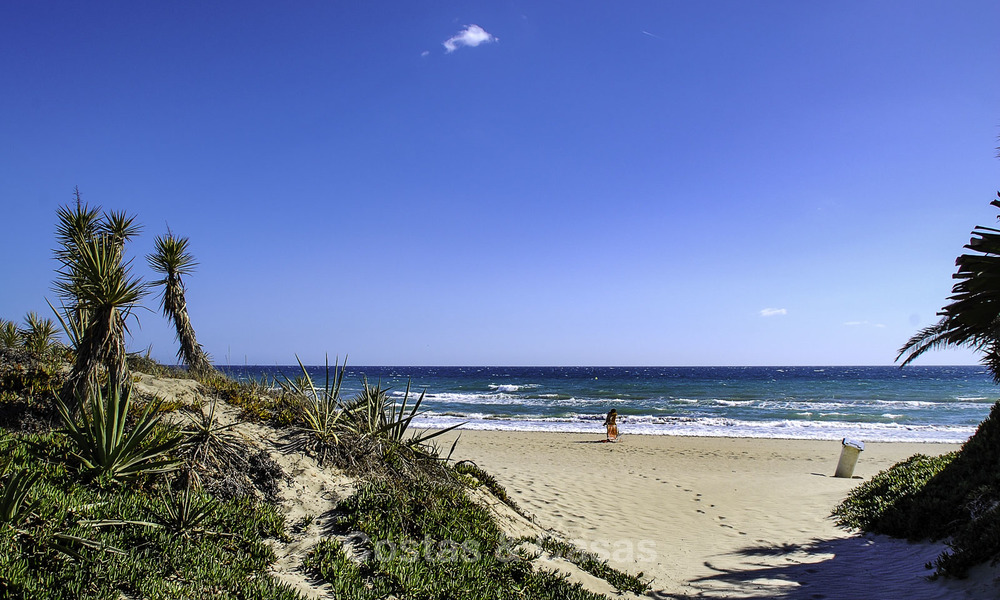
[832,452,957,534]
[305,475,613,600]
[533,536,651,595]
[0,430,301,599]
[454,459,526,515]
[834,401,1000,577]
[200,371,299,426]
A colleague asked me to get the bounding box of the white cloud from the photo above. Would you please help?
[421,50,430,57]
[443,25,497,53]
[760,308,787,317]
[844,321,886,328]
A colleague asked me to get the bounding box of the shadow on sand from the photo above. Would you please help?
[644,535,967,600]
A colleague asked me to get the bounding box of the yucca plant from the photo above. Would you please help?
[348,377,464,447]
[180,399,245,472]
[55,384,182,483]
[150,477,220,539]
[147,232,213,375]
[278,355,346,464]
[0,319,21,349]
[22,312,58,357]
[55,229,147,399]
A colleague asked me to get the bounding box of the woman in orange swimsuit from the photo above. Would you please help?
[604,409,619,442]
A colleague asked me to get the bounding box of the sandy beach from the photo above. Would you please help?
[439,430,1000,599]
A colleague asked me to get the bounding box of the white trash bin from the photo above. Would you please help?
[834,438,865,478]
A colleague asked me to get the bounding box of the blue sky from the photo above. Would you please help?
[2,1,999,366]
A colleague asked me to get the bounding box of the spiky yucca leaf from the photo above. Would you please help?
[278,355,346,464]
[180,400,244,471]
[55,385,182,482]
[371,379,465,447]
[151,478,220,538]
[97,209,141,252]
[0,469,40,530]
[53,194,101,263]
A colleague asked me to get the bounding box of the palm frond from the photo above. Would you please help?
[897,194,1000,381]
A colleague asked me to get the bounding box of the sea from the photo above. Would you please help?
[216,365,999,444]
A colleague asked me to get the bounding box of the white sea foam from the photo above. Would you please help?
[409,414,976,443]
[488,383,540,393]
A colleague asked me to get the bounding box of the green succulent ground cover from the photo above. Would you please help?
[0,430,300,600]
[833,400,1000,577]
[304,475,639,600]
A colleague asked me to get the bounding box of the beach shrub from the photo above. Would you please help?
[832,452,956,534]
[127,353,192,379]
[834,400,1000,576]
[203,370,298,425]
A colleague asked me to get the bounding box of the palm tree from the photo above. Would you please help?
[147,232,213,375]
[898,193,1000,381]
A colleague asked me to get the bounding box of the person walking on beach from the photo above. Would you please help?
[604,409,619,442]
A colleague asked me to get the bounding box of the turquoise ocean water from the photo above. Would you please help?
[218,365,998,443]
